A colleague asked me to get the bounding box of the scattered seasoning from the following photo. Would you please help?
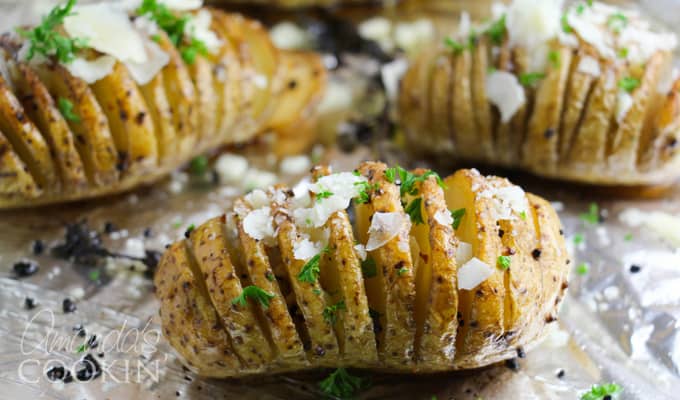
[318,368,369,399]
[485,14,506,45]
[323,300,346,325]
[46,365,73,383]
[548,50,561,68]
[265,272,276,282]
[315,188,334,203]
[16,0,87,64]
[143,227,153,238]
[576,262,589,276]
[581,383,622,400]
[516,347,526,358]
[32,240,45,255]
[184,224,195,238]
[231,285,275,309]
[312,288,322,295]
[531,248,542,260]
[617,47,629,59]
[74,324,86,337]
[450,208,466,230]
[573,233,585,245]
[353,180,380,205]
[404,197,424,225]
[189,155,209,175]
[397,266,409,276]
[629,264,641,273]
[505,357,519,371]
[557,369,566,379]
[103,221,118,234]
[580,203,600,225]
[76,343,86,354]
[361,258,377,278]
[618,77,640,93]
[62,298,77,313]
[24,297,37,310]
[297,247,330,283]
[561,14,572,33]
[497,255,511,270]
[88,269,101,282]
[75,354,102,382]
[519,72,545,87]
[519,210,527,220]
[12,260,39,278]
[58,98,81,122]
[87,335,99,349]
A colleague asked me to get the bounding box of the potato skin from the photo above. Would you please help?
[155,162,568,376]
[0,9,325,209]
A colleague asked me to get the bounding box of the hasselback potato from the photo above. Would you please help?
[0,1,325,208]
[399,0,680,187]
[155,161,569,376]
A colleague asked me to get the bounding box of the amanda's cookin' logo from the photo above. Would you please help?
[18,309,166,384]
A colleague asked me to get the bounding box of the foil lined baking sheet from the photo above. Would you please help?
[1,1,680,399]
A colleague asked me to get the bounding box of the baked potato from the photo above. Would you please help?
[155,161,569,376]
[0,4,325,209]
[399,0,680,187]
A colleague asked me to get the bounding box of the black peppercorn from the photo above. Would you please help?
[13,260,39,278]
[505,358,519,371]
[32,240,45,255]
[24,297,37,310]
[63,298,77,313]
[629,264,642,273]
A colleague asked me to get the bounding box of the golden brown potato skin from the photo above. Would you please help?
[0,8,325,209]
[155,162,569,376]
[399,41,680,187]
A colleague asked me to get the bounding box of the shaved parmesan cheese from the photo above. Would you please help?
[123,39,169,85]
[434,209,453,226]
[293,172,366,228]
[65,56,116,84]
[243,206,275,242]
[292,178,312,208]
[455,241,473,266]
[506,0,563,71]
[458,257,494,290]
[577,55,601,77]
[65,3,147,64]
[478,183,529,221]
[186,9,222,54]
[354,243,367,261]
[485,71,526,123]
[294,237,323,261]
[567,12,615,59]
[616,90,633,123]
[366,212,407,251]
[244,189,270,209]
[270,22,310,50]
[381,58,409,101]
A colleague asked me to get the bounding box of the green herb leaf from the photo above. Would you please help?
[384,167,396,183]
[561,14,572,33]
[88,269,100,281]
[319,368,369,399]
[624,233,633,241]
[618,76,640,93]
[323,300,346,325]
[58,97,80,122]
[573,233,585,245]
[450,208,466,230]
[519,72,546,87]
[361,257,377,278]
[265,272,276,282]
[617,47,628,59]
[190,155,208,175]
[581,383,622,400]
[444,37,468,54]
[576,262,589,276]
[579,202,600,225]
[316,188,334,203]
[354,181,379,205]
[519,210,527,220]
[405,197,424,225]
[179,36,208,65]
[231,285,275,309]
[392,166,444,197]
[76,343,86,354]
[548,50,561,68]
[607,12,628,33]
[497,255,511,270]
[576,3,586,15]
[297,246,329,283]
[485,14,506,45]
[17,0,88,64]
[397,266,408,276]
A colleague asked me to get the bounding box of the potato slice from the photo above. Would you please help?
[641,79,680,171]
[90,61,158,175]
[450,49,477,160]
[188,54,218,145]
[559,51,596,161]
[233,199,308,368]
[271,197,340,365]
[0,129,39,197]
[443,169,505,369]
[400,48,437,155]
[471,36,495,162]
[522,44,571,174]
[0,73,58,191]
[33,63,119,186]
[355,161,416,369]
[493,40,519,166]
[154,241,241,377]
[411,175,459,369]
[188,216,274,370]
[429,51,454,153]
[139,72,177,163]
[9,62,87,191]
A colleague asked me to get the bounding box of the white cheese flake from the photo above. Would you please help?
[186,9,222,54]
[577,55,601,77]
[354,243,367,261]
[215,153,248,185]
[243,206,275,242]
[123,39,170,85]
[381,58,409,101]
[506,0,563,71]
[293,172,366,228]
[478,182,529,221]
[458,257,494,290]
[616,89,633,123]
[455,241,473,266]
[358,17,393,51]
[366,212,407,251]
[293,237,323,261]
[485,71,526,123]
[434,209,453,227]
[64,56,116,84]
[244,189,270,209]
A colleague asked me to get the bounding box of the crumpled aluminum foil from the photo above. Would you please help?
[1,1,680,399]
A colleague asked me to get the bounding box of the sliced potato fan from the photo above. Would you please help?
[0,8,325,208]
[155,161,569,376]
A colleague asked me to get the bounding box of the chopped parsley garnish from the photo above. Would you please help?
[618,76,640,93]
[384,167,396,183]
[361,257,377,278]
[354,181,380,204]
[624,233,633,241]
[617,47,629,59]
[581,383,622,400]
[385,166,445,198]
[519,72,545,87]
[265,272,276,282]
[519,210,527,220]
[171,220,182,229]
[561,14,572,33]
[450,208,466,230]
[189,155,208,175]
[573,233,585,245]
[313,288,322,295]
[58,97,80,122]
[497,255,511,270]
[548,50,561,68]
[323,300,346,325]
[607,12,628,33]
[444,37,468,54]
[184,224,195,238]
[397,266,408,276]
[576,3,586,15]
[76,343,86,354]
[136,0,208,65]
[231,285,275,309]
[315,188,334,203]
[319,368,369,399]
[297,246,329,284]
[404,197,424,225]
[579,202,600,225]
[16,0,88,64]
[576,262,589,276]
[88,269,100,281]
[485,14,506,45]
